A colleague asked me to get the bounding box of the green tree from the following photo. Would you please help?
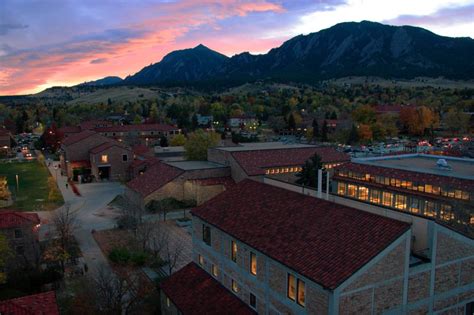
[444,108,470,134]
[312,119,319,140]
[184,129,220,160]
[170,134,186,146]
[288,113,296,130]
[0,233,13,283]
[191,114,199,130]
[347,124,359,144]
[133,115,142,125]
[321,120,328,142]
[295,154,324,189]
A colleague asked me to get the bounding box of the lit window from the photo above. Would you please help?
[287,274,296,301]
[462,191,470,200]
[250,293,257,309]
[382,192,393,207]
[357,186,369,201]
[231,241,238,263]
[101,155,108,163]
[395,195,407,210]
[455,190,462,199]
[166,297,170,307]
[432,186,440,195]
[425,184,433,194]
[212,264,218,277]
[250,252,257,276]
[424,201,436,217]
[232,279,239,293]
[409,198,420,214]
[347,184,356,198]
[440,204,454,221]
[203,225,211,246]
[406,181,413,189]
[198,254,204,266]
[297,279,305,307]
[337,182,346,195]
[370,189,381,204]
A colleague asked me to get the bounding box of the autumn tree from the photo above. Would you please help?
[352,105,376,125]
[184,129,220,160]
[358,124,373,141]
[400,106,438,136]
[443,108,470,134]
[169,134,186,146]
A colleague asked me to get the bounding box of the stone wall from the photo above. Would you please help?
[90,145,133,181]
[207,149,249,182]
[2,224,40,272]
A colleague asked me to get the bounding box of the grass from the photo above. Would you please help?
[0,160,64,211]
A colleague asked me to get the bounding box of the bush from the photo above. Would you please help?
[131,251,148,266]
[116,215,137,230]
[109,247,131,264]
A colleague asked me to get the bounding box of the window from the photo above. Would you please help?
[370,189,381,204]
[202,225,211,246]
[347,184,356,198]
[297,279,305,307]
[455,190,462,199]
[250,293,257,309]
[231,279,239,293]
[425,184,432,194]
[424,201,436,217]
[100,154,108,163]
[409,198,420,214]
[357,186,369,201]
[287,274,296,301]
[231,241,238,263]
[198,254,204,266]
[212,264,218,277]
[166,297,170,307]
[14,229,23,238]
[382,192,393,207]
[440,204,454,221]
[462,191,470,200]
[337,182,346,195]
[122,154,128,162]
[250,252,257,276]
[395,195,407,210]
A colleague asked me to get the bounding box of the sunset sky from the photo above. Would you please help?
[1,0,474,96]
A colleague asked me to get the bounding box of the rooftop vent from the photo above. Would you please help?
[436,158,452,170]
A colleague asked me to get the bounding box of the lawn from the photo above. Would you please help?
[0,160,64,211]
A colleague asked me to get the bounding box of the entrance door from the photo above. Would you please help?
[98,166,110,180]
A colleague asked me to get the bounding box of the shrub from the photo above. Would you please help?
[131,251,148,266]
[109,247,131,264]
[116,215,137,230]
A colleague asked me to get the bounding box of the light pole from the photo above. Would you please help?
[15,174,19,192]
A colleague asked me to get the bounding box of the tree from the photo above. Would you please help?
[321,120,328,142]
[347,124,359,144]
[52,204,77,253]
[288,113,296,130]
[444,108,470,134]
[400,106,438,136]
[0,233,13,284]
[191,114,199,130]
[358,124,373,141]
[133,115,142,125]
[184,129,220,160]
[352,105,376,125]
[169,134,186,146]
[312,119,319,140]
[160,136,168,147]
[295,154,324,189]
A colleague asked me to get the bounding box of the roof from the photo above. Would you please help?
[164,160,226,171]
[70,160,91,169]
[160,262,255,315]
[192,180,410,290]
[132,144,152,157]
[0,291,59,315]
[231,147,349,176]
[129,157,160,169]
[89,141,130,154]
[57,126,81,134]
[79,120,111,131]
[126,162,184,197]
[61,130,97,146]
[94,123,177,133]
[191,177,235,190]
[335,161,474,191]
[0,129,12,136]
[0,211,40,229]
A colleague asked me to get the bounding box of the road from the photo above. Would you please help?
[37,161,124,276]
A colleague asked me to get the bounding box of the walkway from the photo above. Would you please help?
[38,161,124,277]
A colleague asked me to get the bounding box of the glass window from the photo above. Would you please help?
[417,184,424,192]
[250,293,256,309]
[232,279,239,293]
[384,177,390,185]
[424,201,436,217]
[401,181,407,188]
[347,184,356,198]
[462,191,470,200]
[231,241,238,263]
[448,189,455,198]
[212,264,218,277]
[166,297,170,307]
[409,198,420,214]
[287,274,296,301]
[357,186,369,201]
[390,178,396,186]
[250,252,257,276]
[297,279,305,307]
[382,192,393,207]
[370,189,381,204]
[406,181,413,189]
[425,184,432,194]
[101,154,108,163]
[337,182,346,195]
[432,186,440,195]
[455,190,462,199]
[122,154,128,162]
[395,195,407,210]
[439,204,454,221]
[203,225,211,246]
[198,255,204,266]
[14,229,23,238]
[395,179,401,187]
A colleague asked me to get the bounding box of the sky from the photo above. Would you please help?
[1,0,473,96]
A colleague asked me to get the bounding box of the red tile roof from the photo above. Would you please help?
[334,162,474,191]
[0,291,59,315]
[0,211,40,229]
[0,129,12,136]
[94,123,177,133]
[160,262,255,315]
[79,120,112,131]
[132,144,153,157]
[129,156,160,169]
[61,130,97,146]
[126,162,183,197]
[89,141,130,154]
[57,126,81,135]
[192,177,235,190]
[192,180,409,289]
[231,147,349,176]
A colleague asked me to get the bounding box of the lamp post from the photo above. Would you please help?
[15,174,19,192]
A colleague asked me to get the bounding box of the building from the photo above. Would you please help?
[208,143,349,182]
[125,160,233,208]
[0,211,41,279]
[332,154,474,238]
[161,179,464,314]
[60,130,133,181]
[0,291,60,315]
[228,115,258,128]
[94,123,180,146]
[196,114,214,126]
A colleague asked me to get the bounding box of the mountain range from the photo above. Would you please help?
[89,21,474,87]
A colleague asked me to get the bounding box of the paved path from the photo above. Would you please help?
[157,221,193,274]
[38,161,124,276]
